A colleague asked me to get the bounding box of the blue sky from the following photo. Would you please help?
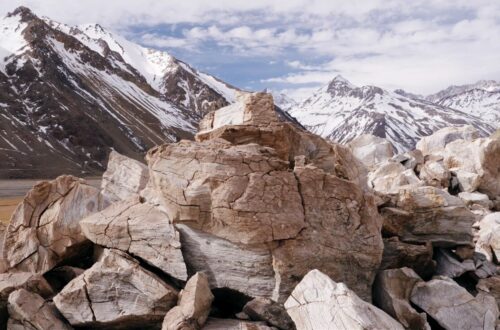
[2,0,500,100]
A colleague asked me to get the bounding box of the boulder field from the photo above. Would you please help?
[0,92,498,329]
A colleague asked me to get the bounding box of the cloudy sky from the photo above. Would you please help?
[2,0,500,100]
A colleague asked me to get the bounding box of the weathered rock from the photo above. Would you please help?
[80,197,187,280]
[368,161,421,194]
[243,297,295,330]
[381,186,475,247]
[380,237,436,278]
[272,165,383,302]
[416,125,479,156]
[100,150,149,207]
[410,276,499,330]
[443,137,500,199]
[53,249,178,329]
[472,252,498,279]
[203,318,275,330]
[145,137,383,301]
[392,150,424,171]
[348,134,394,169]
[2,176,100,274]
[434,249,475,278]
[373,268,430,330]
[458,192,493,209]
[476,212,500,262]
[453,169,481,193]
[162,272,214,330]
[284,269,404,330]
[7,289,72,330]
[477,276,500,310]
[419,161,450,188]
[195,92,368,189]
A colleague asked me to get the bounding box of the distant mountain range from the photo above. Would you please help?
[288,76,497,152]
[0,6,498,177]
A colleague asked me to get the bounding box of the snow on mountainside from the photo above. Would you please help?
[289,76,495,153]
[0,6,240,178]
[426,80,500,128]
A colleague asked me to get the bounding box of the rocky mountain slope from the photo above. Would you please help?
[0,7,239,179]
[427,80,500,127]
[289,76,495,153]
[0,92,499,329]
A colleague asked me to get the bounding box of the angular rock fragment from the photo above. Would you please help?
[243,297,295,330]
[380,237,436,279]
[284,269,404,330]
[381,186,475,247]
[348,134,394,169]
[434,249,476,278]
[373,268,430,330]
[416,126,479,156]
[53,249,177,329]
[100,150,149,207]
[477,276,500,310]
[411,276,498,330]
[419,161,450,188]
[458,192,493,209]
[7,289,72,330]
[2,176,100,274]
[453,170,481,193]
[392,149,424,171]
[162,272,214,330]
[476,212,500,262]
[80,197,187,280]
[368,161,421,194]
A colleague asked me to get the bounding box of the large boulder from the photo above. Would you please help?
[416,126,479,156]
[477,276,500,310]
[475,212,500,262]
[144,131,383,301]
[373,268,430,330]
[348,134,394,169]
[162,272,213,330]
[100,150,149,207]
[53,249,178,329]
[381,186,475,247]
[80,197,187,280]
[418,161,450,188]
[284,269,404,330]
[443,137,500,199]
[410,276,499,330]
[7,289,72,330]
[2,176,100,274]
[368,161,421,194]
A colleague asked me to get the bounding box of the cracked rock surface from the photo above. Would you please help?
[284,269,404,330]
[2,175,100,274]
[80,197,187,280]
[53,249,178,329]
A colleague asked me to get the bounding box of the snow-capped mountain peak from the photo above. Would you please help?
[289,76,495,152]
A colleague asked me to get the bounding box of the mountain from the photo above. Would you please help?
[268,90,298,111]
[288,75,495,153]
[426,80,500,127]
[0,6,239,179]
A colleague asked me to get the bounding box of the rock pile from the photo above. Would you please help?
[0,93,497,329]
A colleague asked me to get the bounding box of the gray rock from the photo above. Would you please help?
[243,297,295,330]
[434,249,476,278]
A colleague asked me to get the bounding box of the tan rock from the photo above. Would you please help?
[411,276,499,330]
[476,212,500,262]
[53,249,178,329]
[368,161,421,194]
[392,149,424,171]
[443,137,500,199]
[7,289,72,330]
[80,198,187,280]
[348,134,394,169]
[381,186,475,247]
[284,269,404,330]
[453,170,481,193]
[380,237,436,279]
[416,125,479,156]
[162,272,214,330]
[373,268,430,330]
[458,192,493,209]
[2,176,100,274]
[419,161,450,188]
[243,297,295,330]
[100,150,149,207]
